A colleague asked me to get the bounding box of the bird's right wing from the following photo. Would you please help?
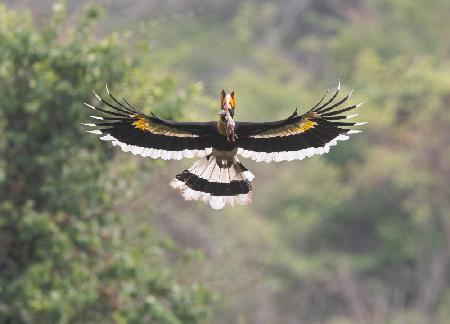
[83,87,214,160]
[235,83,366,162]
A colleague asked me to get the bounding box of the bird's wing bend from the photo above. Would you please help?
[235,82,366,162]
[83,86,214,160]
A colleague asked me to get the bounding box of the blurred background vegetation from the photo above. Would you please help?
[1,0,449,323]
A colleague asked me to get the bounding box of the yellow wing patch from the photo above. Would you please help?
[251,117,317,138]
[133,117,151,131]
[291,119,316,133]
[132,116,199,138]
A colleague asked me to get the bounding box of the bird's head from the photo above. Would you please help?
[219,89,236,119]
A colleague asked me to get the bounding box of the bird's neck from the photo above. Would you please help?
[217,118,227,136]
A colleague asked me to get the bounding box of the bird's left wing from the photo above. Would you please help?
[83,87,214,160]
[235,83,366,162]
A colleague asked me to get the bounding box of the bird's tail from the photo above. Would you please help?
[170,155,254,209]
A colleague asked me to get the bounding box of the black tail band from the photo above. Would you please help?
[176,171,251,196]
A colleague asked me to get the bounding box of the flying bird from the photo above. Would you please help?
[83,83,366,209]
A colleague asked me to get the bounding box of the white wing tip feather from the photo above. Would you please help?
[100,134,115,141]
[92,90,102,101]
[356,101,366,108]
[84,102,96,110]
[86,130,102,135]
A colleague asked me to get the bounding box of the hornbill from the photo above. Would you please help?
[83,82,366,209]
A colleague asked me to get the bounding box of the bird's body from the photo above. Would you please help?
[84,83,365,209]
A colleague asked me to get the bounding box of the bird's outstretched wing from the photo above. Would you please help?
[83,86,214,160]
[235,82,366,162]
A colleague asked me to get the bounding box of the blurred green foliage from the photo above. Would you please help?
[0,3,213,323]
[1,0,450,323]
[129,1,450,323]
